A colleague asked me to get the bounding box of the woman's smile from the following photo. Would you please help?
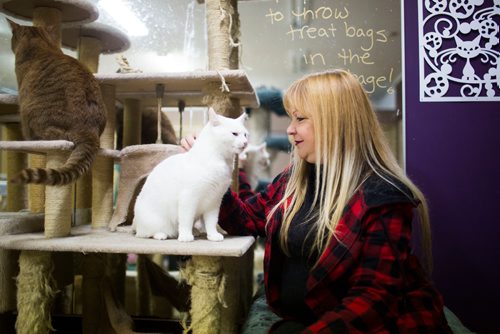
[287,111,316,163]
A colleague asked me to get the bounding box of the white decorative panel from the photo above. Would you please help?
[418,0,500,101]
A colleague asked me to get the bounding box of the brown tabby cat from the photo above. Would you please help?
[8,19,106,185]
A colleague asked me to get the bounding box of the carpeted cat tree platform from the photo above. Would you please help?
[0,0,259,333]
[0,2,99,334]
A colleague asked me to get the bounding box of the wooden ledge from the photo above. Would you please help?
[0,70,261,114]
[0,212,44,236]
[0,140,121,158]
[95,70,260,108]
[0,225,255,257]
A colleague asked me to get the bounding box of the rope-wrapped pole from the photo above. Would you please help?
[198,1,247,333]
[16,251,56,334]
[181,256,225,334]
[44,151,72,238]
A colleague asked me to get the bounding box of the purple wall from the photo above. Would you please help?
[404,2,500,333]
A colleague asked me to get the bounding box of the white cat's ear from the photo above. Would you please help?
[258,142,267,150]
[208,108,220,126]
[237,112,249,123]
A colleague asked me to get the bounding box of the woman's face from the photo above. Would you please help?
[287,110,316,163]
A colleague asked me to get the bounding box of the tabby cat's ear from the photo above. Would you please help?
[208,107,220,126]
[6,18,19,31]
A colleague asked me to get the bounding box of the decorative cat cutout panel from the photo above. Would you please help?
[418,0,499,101]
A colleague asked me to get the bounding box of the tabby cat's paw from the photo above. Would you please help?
[207,232,224,242]
[153,232,167,240]
[178,234,194,242]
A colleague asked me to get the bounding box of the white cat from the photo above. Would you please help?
[133,108,248,242]
[239,142,271,190]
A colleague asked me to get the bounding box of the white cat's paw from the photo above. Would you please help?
[207,232,224,242]
[153,232,167,240]
[178,234,195,242]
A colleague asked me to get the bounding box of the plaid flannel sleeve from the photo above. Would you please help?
[218,171,287,238]
[303,203,414,334]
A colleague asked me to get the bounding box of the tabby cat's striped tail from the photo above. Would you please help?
[12,140,100,185]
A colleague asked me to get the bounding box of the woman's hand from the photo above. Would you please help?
[180,133,197,152]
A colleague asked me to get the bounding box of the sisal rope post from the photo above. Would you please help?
[200,1,248,332]
[28,155,46,213]
[91,84,115,229]
[75,37,103,225]
[181,256,225,334]
[44,151,72,238]
[206,0,231,71]
[3,123,26,211]
[16,250,56,334]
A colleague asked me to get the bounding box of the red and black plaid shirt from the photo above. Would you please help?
[219,170,451,333]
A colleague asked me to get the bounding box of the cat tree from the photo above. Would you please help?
[0,0,259,333]
[0,1,98,333]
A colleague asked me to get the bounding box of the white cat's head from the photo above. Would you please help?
[207,108,249,154]
[239,142,271,167]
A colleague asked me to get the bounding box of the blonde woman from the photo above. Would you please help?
[183,70,451,333]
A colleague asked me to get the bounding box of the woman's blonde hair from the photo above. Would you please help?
[271,69,432,271]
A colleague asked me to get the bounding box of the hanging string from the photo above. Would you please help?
[216,70,230,92]
[228,11,241,48]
